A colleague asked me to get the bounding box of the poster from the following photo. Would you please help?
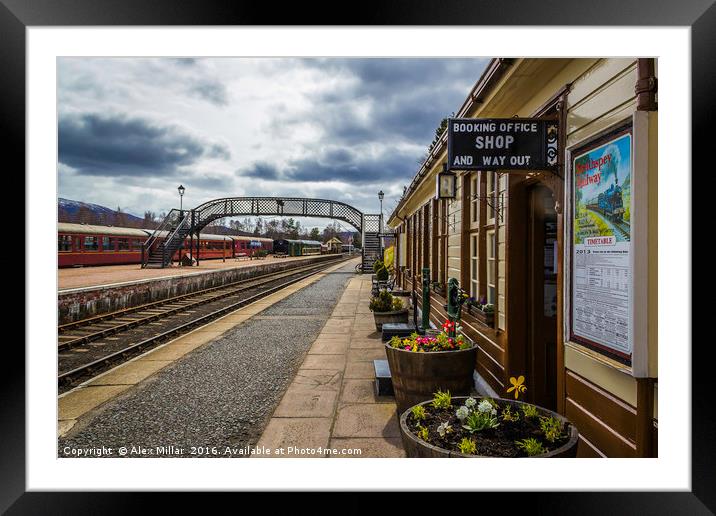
[571,129,632,362]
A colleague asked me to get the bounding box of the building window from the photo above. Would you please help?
[486,171,496,223]
[470,234,479,299]
[471,174,478,224]
[58,235,72,252]
[486,229,496,304]
[84,236,99,251]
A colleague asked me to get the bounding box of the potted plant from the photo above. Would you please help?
[399,380,579,458]
[385,322,477,414]
[431,281,446,297]
[369,289,408,332]
[469,296,494,326]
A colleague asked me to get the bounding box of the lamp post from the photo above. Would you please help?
[178,184,185,214]
[378,190,384,232]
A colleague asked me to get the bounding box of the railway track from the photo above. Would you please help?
[58,255,353,392]
[612,219,630,240]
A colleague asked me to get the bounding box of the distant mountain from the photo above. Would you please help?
[58,198,147,228]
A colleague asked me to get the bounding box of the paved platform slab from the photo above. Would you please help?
[255,272,406,458]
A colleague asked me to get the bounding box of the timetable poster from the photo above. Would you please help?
[571,131,632,362]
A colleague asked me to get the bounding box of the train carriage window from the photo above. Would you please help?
[102,236,112,251]
[118,238,130,251]
[58,235,72,252]
[84,236,99,251]
[74,236,82,251]
[131,239,142,251]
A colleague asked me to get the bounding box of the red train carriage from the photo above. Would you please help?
[58,223,150,267]
[58,223,276,267]
[230,236,273,258]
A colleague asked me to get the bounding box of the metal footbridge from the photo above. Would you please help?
[141,197,386,272]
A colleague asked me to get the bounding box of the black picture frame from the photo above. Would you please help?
[4,0,707,512]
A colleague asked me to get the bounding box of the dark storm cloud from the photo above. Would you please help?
[189,78,229,107]
[284,149,416,185]
[266,58,487,149]
[239,162,281,180]
[59,112,231,176]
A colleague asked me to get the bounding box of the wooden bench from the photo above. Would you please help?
[236,253,250,261]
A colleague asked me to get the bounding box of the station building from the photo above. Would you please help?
[387,58,658,457]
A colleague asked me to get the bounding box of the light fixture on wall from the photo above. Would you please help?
[436,163,457,199]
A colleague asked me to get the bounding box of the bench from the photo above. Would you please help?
[236,253,250,261]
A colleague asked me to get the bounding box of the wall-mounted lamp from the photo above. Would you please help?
[436,163,457,199]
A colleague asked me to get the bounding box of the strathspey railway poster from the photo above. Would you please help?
[571,128,633,364]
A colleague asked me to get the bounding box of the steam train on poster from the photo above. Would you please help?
[58,223,273,267]
[586,179,625,222]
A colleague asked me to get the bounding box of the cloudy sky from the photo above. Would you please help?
[58,57,489,228]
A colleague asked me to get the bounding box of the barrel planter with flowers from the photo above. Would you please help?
[369,289,409,332]
[399,392,579,458]
[385,321,477,414]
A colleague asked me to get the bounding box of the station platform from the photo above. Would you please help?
[58,257,404,458]
[59,254,342,291]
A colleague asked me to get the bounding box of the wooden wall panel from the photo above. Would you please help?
[565,370,637,457]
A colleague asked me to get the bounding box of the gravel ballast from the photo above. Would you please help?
[58,262,357,458]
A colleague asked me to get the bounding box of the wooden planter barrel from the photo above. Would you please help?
[372,309,409,332]
[385,343,477,415]
[399,397,579,458]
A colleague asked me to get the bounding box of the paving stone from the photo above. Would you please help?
[320,318,354,334]
[273,389,338,418]
[289,369,343,392]
[58,385,131,420]
[340,379,393,404]
[328,437,406,458]
[88,359,172,386]
[299,354,347,370]
[332,403,402,438]
[344,361,375,379]
[347,348,387,363]
[138,344,199,361]
[58,419,77,437]
[254,418,332,457]
[309,338,350,355]
[349,338,385,350]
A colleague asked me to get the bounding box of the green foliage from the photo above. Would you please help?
[431,390,452,409]
[411,405,427,422]
[416,425,430,442]
[462,410,500,433]
[539,416,564,443]
[521,404,540,419]
[376,265,389,281]
[515,437,545,457]
[372,259,384,273]
[501,406,520,422]
[458,437,477,455]
[369,290,402,313]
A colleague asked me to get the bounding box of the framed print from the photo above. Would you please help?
[3,0,707,512]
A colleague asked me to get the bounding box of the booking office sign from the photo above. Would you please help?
[571,126,633,364]
[447,118,559,171]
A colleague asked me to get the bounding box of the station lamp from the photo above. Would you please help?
[436,163,457,199]
[178,184,185,212]
[378,190,384,232]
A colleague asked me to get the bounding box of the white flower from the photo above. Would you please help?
[464,397,477,408]
[477,399,494,414]
[437,422,453,437]
[456,406,470,421]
